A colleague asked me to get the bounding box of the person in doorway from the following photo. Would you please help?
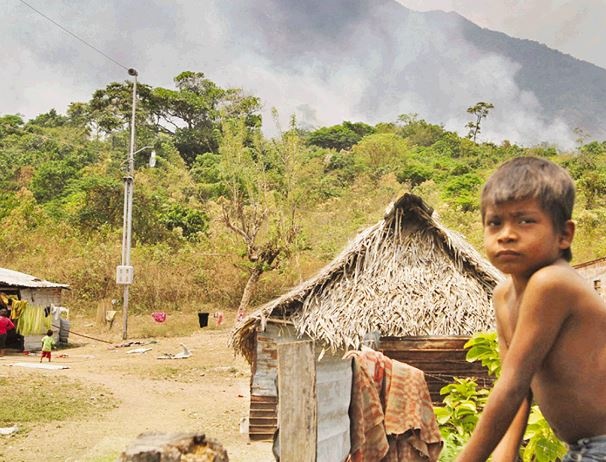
[0,309,15,356]
[456,157,606,462]
[40,329,55,362]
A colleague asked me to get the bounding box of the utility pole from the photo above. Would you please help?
[116,67,139,340]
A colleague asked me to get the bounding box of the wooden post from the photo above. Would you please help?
[278,340,317,462]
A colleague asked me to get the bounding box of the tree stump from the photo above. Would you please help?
[119,432,229,462]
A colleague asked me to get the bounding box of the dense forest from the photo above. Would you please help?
[2,70,606,317]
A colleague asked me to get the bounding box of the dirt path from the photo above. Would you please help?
[1,329,273,462]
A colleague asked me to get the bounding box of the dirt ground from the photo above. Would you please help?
[0,327,274,462]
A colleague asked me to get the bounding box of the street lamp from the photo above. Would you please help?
[115,68,155,340]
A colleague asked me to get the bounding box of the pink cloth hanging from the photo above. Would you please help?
[151,311,167,323]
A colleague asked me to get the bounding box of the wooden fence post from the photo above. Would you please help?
[277,340,317,462]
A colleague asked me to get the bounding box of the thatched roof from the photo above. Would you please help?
[231,193,503,362]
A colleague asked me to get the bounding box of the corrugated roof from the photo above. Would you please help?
[0,268,69,289]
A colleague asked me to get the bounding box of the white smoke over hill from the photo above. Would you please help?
[2,0,604,148]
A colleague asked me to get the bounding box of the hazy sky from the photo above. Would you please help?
[1,0,604,146]
[395,0,606,69]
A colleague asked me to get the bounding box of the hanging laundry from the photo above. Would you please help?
[346,349,443,462]
[151,311,167,323]
[213,311,224,326]
[15,304,51,336]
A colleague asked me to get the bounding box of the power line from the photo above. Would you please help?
[18,0,130,72]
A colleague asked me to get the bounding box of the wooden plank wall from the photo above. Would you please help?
[249,328,279,441]
[278,341,317,462]
[380,336,494,403]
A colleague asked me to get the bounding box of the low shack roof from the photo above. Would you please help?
[0,268,69,289]
[231,193,503,362]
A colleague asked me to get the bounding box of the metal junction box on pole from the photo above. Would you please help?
[116,265,134,285]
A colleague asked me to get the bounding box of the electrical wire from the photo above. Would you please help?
[18,0,130,72]
[51,323,113,344]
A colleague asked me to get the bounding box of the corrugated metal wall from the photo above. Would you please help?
[249,323,294,440]
[316,353,352,462]
[249,325,353,461]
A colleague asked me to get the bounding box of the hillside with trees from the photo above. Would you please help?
[2,71,606,318]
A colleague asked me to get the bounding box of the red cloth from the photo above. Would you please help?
[0,316,15,335]
[349,353,390,462]
[348,350,442,462]
[382,360,443,461]
[213,311,224,326]
[151,311,167,323]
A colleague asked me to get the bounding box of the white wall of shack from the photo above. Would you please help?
[252,323,352,461]
[576,262,606,300]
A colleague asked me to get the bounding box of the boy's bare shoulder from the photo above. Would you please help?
[528,262,586,293]
[492,279,510,305]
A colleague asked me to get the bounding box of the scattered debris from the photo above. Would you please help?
[111,340,158,349]
[126,347,152,355]
[157,343,192,360]
[0,426,18,436]
[10,362,69,370]
[239,417,249,434]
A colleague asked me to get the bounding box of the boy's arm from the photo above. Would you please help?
[491,390,531,461]
[456,267,574,462]
[491,332,532,462]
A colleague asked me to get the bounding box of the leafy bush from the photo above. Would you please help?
[160,203,209,239]
[435,378,490,460]
[464,332,500,377]
[436,332,567,461]
[307,121,375,151]
[522,408,567,462]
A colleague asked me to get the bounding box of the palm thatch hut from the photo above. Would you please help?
[231,193,502,458]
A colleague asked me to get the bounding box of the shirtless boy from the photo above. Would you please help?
[456,156,606,462]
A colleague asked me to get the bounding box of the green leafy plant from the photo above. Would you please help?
[435,378,490,460]
[464,331,501,377]
[522,407,567,462]
[437,332,567,461]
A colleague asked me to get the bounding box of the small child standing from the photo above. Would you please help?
[40,329,55,362]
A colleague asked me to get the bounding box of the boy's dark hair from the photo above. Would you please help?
[481,156,575,261]
[46,329,53,336]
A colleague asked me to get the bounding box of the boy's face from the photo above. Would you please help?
[483,198,573,277]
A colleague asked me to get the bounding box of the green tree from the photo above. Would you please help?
[63,174,124,231]
[465,102,494,143]
[159,203,208,240]
[397,113,445,146]
[218,116,304,317]
[151,71,262,165]
[352,133,409,182]
[0,114,24,138]
[87,80,155,137]
[307,121,375,151]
